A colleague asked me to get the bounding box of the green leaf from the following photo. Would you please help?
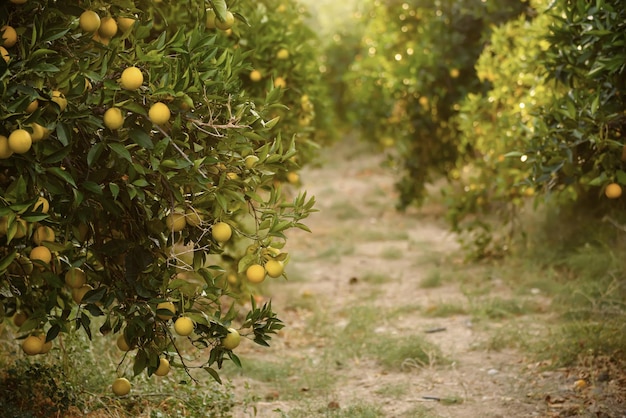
[55,123,71,146]
[0,250,17,272]
[108,143,132,162]
[204,367,223,384]
[129,128,154,149]
[87,143,105,167]
[109,183,120,199]
[46,167,77,188]
[134,349,148,376]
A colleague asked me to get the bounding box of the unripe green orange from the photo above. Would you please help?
[214,11,235,30]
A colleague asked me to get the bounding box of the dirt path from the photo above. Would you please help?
[226,139,549,417]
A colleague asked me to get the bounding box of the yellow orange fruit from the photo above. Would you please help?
[8,129,32,154]
[51,90,67,111]
[250,70,262,82]
[98,16,118,38]
[22,335,44,355]
[116,334,131,351]
[165,212,186,232]
[0,135,13,159]
[33,196,50,213]
[33,225,55,245]
[185,209,203,227]
[120,66,143,90]
[79,10,101,33]
[221,328,241,350]
[0,46,9,63]
[276,48,289,60]
[13,218,28,239]
[154,358,170,376]
[117,17,136,32]
[286,172,300,184]
[39,337,53,354]
[25,100,39,113]
[265,259,284,278]
[30,245,51,265]
[29,123,49,142]
[148,102,171,125]
[156,301,176,320]
[112,378,131,396]
[34,196,49,213]
[71,284,93,304]
[64,267,86,288]
[274,77,287,89]
[174,317,194,336]
[1,25,17,48]
[605,183,622,199]
[103,108,124,130]
[211,222,232,243]
[246,264,266,284]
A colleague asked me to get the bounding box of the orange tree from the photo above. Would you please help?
[444,0,557,256]
[441,0,626,257]
[210,0,335,170]
[525,0,626,204]
[0,0,316,390]
[341,0,526,208]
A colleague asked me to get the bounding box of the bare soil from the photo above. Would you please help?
[225,139,602,417]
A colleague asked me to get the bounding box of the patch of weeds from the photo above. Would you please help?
[484,323,535,352]
[278,403,384,418]
[371,335,446,372]
[420,269,443,288]
[537,321,626,367]
[0,360,79,418]
[380,247,404,260]
[423,302,468,318]
[57,325,236,417]
[470,296,541,320]
[230,357,335,400]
